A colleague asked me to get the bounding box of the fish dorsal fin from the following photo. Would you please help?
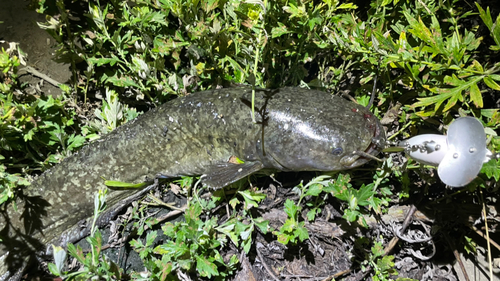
[202,161,264,189]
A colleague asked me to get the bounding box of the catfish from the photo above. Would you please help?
[0,87,385,279]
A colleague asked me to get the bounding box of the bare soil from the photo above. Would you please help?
[0,0,71,97]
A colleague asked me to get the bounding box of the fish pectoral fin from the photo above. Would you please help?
[202,161,264,189]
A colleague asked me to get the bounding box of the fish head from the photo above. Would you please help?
[264,100,386,171]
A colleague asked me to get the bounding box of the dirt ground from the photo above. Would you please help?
[1,1,500,281]
[0,0,71,97]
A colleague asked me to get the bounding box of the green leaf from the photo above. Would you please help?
[404,11,444,54]
[129,238,144,249]
[305,183,323,196]
[380,0,392,6]
[475,3,500,47]
[413,75,483,113]
[481,158,500,181]
[376,255,396,272]
[196,255,219,278]
[469,81,483,108]
[484,76,500,90]
[156,260,173,280]
[463,236,477,255]
[372,31,398,53]
[281,218,296,232]
[217,221,239,245]
[367,197,383,214]
[476,3,493,30]
[337,3,357,9]
[58,83,71,93]
[328,174,352,200]
[283,3,304,18]
[271,23,290,38]
[348,194,358,210]
[277,232,290,245]
[47,263,60,276]
[242,236,252,253]
[295,223,309,242]
[38,95,56,109]
[106,75,141,88]
[254,218,269,234]
[490,74,500,81]
[146,230,157,246]
[67,243,86,264]
[162,222,176,237]
[307,17,322,31]
[67,134,86,152]
[238,190,266,209]
[220,56,248,83]
[284,199,299,219]
[493,19,500,47]
[306,208,320,221]
[87,56,120,67]
[371,241,385,258]
[239,224,253,241]
[229,197,240,209]
[343,209,359,222]
[355,184,374,206]
[154,242,189,258]
[104,180,149,190]
[472,60,484,72]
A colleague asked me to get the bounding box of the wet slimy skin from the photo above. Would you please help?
[0,87,385,279]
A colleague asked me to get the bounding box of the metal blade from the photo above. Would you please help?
[437,117,490,187]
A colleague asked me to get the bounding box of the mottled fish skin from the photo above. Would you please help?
[0,87,385,279]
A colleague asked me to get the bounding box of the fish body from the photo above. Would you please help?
[0,87,385,279]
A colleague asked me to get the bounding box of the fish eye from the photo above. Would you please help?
[332,147,343,155]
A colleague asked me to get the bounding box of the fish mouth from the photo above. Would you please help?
[343,117,386,168]
[364,119,386,156]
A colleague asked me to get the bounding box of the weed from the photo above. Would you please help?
[368,241,399,281]
[275,170,392,246]
[130,202,240,279]
[0,44,87,203]
[48,189,125,279]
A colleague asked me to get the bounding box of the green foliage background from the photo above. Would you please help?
[1,0,500,279]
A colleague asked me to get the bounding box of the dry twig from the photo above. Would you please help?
[20,66,62,87]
